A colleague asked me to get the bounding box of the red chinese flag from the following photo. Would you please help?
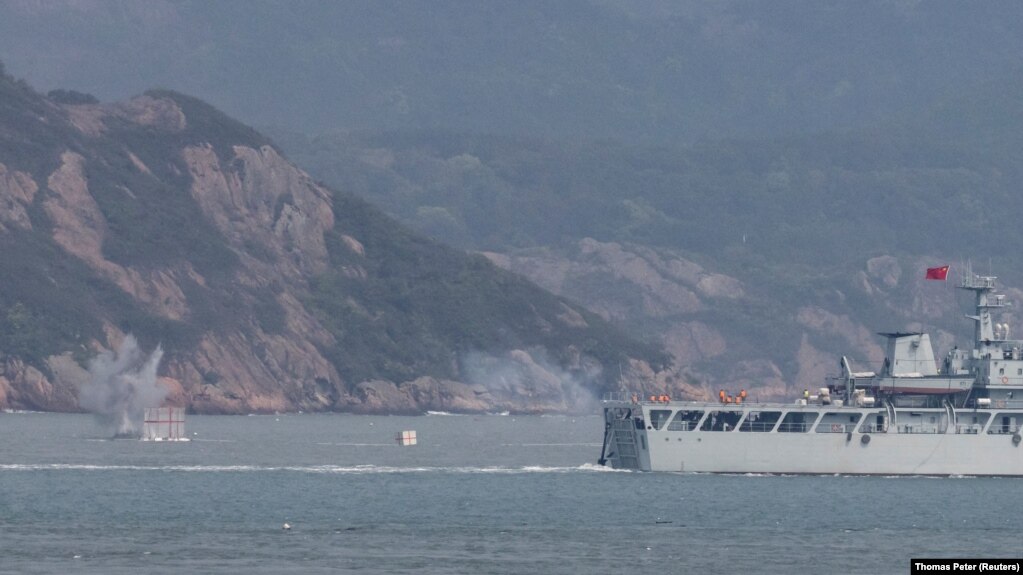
[925,265,950,281]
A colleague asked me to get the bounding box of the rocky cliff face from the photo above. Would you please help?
[0,84,671,414]
[6,81,975,413]
[483,242,982,399]
[0,95,345,413]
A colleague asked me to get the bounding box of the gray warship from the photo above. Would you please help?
[599,271,1023,475]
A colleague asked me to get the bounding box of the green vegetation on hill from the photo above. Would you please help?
[271,69,1023,384]
[0,69,69,176]
[0,65,667,397]
[307,191,667,384]
[273,90,1023,282]
[143,89,272,158]
[5,0,1022,396]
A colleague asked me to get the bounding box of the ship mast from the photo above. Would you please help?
[960,272,1008,356]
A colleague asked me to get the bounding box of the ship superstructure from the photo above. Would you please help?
[599,272,1023,475]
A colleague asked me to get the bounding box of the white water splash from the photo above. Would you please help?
[78,335,165,437]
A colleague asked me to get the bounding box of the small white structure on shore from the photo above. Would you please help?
[142,407,189,442]
[396,430,417,446]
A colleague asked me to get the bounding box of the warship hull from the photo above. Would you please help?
[601,401,1023,475]
[599,271,1023,476]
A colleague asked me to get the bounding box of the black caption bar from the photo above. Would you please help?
[912,559,1021,573]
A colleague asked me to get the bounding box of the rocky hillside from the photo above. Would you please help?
[0,69,672,414]
[482,241,1004,399]
[274,127,1023,400]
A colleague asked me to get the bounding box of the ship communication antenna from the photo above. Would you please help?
[945,260,965,354]
[953,259,974,347]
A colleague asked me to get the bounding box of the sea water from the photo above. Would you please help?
[1,412,1021,574]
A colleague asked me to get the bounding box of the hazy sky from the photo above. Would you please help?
[2,1,1022,143]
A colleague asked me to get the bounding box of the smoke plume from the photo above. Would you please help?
[79,335,166,437]
[460,348,603,412]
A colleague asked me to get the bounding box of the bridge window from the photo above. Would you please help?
[699,411,743,432]
[739,411,781,432]
[649,410,672,430]
[667,410,704,431]
[778,411,817,433]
